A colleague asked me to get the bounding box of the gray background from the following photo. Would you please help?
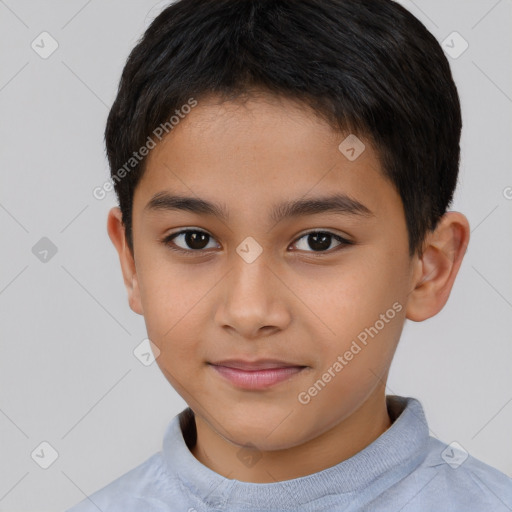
[0,0,511,510]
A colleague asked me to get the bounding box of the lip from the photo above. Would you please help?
[210,359,305,370]
[209,360,307,390]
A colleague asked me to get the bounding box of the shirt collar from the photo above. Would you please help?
[162,395,430,509]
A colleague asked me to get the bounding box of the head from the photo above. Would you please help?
[106,0,469,451]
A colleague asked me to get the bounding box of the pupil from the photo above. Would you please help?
[309,232,331,251]
[186,231,209,250]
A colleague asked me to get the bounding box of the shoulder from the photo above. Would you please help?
[65,451,184,512]
[401,436,512,511]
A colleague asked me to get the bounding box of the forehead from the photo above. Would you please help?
[134,94,401,225]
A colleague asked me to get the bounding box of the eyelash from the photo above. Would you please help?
[161,229,353,256]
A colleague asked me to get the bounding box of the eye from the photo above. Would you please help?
[290,231,352,253]
[161,229,352,256]
[162,229,220,254]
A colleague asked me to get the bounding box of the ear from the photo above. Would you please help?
[107,207,143,315]
[405,211,470,322]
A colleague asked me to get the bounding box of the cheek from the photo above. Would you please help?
[135,259,203,358]
[293,254,406,373]
[295,256,395,332]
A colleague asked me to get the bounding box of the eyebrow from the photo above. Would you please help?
[144,191,374,224]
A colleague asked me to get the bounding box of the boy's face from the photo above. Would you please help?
[119,93,420,450]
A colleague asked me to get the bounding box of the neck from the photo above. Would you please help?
[190,390,392,483]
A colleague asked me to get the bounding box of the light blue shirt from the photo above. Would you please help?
[66,395,512,511]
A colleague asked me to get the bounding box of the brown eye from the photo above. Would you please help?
[291,231,352,253]
[163,229,220,253]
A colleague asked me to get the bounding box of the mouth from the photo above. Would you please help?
[208,359,308,390]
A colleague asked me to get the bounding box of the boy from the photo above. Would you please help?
[68,0,512,510]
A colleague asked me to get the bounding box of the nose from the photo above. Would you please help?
[215,252,292,340]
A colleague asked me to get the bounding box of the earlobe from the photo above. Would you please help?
[405,212,470,322]
[107,207,144,315]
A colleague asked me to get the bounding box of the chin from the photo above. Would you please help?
[212,406,307,450]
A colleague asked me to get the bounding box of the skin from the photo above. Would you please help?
[107,92,470,483]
